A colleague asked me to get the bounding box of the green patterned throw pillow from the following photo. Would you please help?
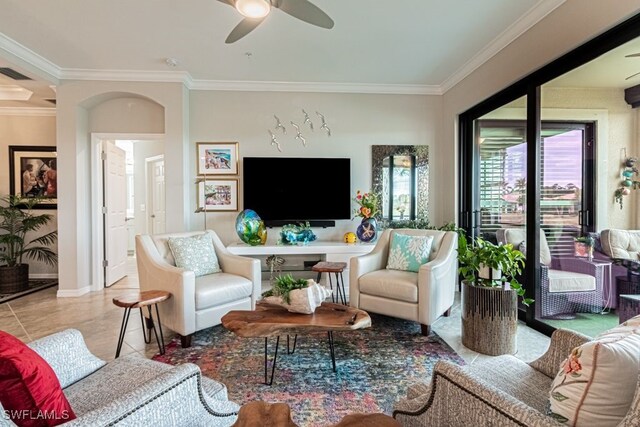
[386,233,434,273]
[167,234,221,277]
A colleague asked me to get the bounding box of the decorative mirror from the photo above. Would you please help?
[372,145,429,222]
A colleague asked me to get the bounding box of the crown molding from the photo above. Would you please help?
[189,79,441,95]
[1,0,566,98]
[0,107,56,116]
[59,68,191,84]
[440,0,566,93]
[0,32,60,83]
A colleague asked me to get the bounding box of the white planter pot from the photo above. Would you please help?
[478,264,501,281]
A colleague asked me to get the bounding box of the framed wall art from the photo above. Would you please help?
[197,179,238,211]
[196,142,238,176]
[9,145,58,209]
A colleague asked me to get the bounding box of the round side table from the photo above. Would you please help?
[113,290,171,358]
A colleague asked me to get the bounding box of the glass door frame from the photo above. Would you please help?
[458,12,640,336]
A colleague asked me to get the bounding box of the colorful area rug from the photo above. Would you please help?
[153,314,464,426]
[0,279,57,304]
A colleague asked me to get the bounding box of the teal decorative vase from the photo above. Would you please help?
[356,218,377,242]
[235,209,267,246]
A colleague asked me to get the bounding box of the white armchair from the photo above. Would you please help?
[349,229,458,335]
[135,230,261,348]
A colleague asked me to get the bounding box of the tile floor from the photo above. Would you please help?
[0,258,551,364]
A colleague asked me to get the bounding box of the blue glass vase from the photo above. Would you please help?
[356,218,377,242]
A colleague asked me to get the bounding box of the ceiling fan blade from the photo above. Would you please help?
[625,71,640,80]
[275,0,334,29]
[225,17,265,43]
[625,53,640,58]
[215,0,235,6]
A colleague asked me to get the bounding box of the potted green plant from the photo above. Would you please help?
[458,235,531,356]
[0,195,58,293]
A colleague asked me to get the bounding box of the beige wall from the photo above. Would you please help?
[0,114,58,277]
[442,0,640,223]
[56,80,189,295]
[189,90,441,244]
[47,1,640,296]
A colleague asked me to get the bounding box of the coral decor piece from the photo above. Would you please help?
[279,222,317,245]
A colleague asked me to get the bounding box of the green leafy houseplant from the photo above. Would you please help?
[0,195,58,268]
[458,235,533,306]
[262,274,309,304]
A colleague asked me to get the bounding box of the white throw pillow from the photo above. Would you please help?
[548,315,640,426]
[168,234,221,277]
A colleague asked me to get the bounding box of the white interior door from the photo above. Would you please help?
[104,141,128,286]
[148,157,166,234]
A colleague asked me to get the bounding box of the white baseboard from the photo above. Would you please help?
[57,286,91,298]
[29,273,58,279]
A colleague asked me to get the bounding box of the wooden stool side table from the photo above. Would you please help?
[112,290,171,358]
[312,262,348,305]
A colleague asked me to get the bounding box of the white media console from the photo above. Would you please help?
[226,241,376,292]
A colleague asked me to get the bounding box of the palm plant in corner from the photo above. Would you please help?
[0,195,58,293]
[458,234,531,356]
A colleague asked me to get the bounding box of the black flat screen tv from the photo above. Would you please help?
[243,157,351,226]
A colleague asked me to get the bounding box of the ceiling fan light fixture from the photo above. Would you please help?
[235,0,271,19]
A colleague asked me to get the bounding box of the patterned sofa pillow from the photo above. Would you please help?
[168,234,221,277]
[386,233,434,273]
[548,315,640,426]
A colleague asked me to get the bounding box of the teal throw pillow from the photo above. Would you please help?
[168,234,221,277]
[386,233,434,273]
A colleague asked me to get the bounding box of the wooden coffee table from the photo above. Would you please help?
[222,302,371,385]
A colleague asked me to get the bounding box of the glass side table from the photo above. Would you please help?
[554,257,613,311]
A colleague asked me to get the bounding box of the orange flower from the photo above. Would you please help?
[360,207,371,217]
[562,348,582,374]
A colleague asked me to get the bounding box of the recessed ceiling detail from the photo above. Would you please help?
[0,67,32,80]
[0,85,33,100]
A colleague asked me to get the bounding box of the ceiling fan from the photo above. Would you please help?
[216,0,334,44]
[625,53,640,80]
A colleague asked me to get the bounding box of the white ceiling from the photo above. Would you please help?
[0,0,553,91]
[546,36,640,88]
[1,0,638,111]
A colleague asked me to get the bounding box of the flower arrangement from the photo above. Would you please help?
[353,190,378,219]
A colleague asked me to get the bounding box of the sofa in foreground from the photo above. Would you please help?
[0,329,239,426]
[393,321,640,426]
